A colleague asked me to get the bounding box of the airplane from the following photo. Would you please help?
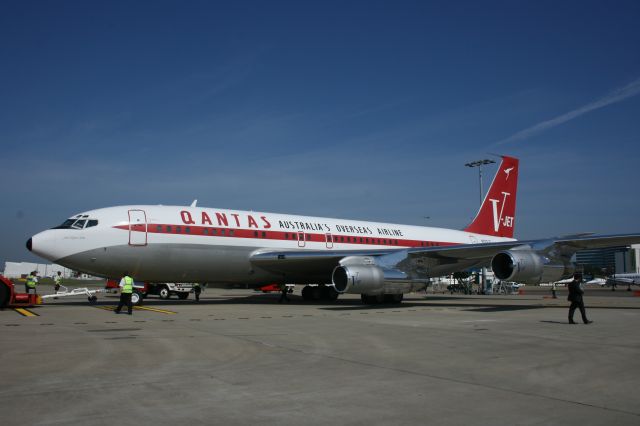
[582,278,606,286]
[26,155,640,304]
[606,273,640,286]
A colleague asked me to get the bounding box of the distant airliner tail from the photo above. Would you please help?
[464,156,519,238]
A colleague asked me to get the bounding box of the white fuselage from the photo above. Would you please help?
[29,205,513,284]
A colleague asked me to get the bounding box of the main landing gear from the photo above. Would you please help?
[301,285,339,302]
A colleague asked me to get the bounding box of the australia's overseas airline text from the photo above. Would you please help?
[179,210,403,237]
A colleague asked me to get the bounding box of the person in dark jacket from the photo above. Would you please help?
[567,273,593,324]
[278,283,290,303]
[193,283,202,302]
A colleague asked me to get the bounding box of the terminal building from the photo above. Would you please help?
[575,244,640,274]
[1,262,95,279]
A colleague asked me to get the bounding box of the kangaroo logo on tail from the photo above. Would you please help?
[464,156,519,238]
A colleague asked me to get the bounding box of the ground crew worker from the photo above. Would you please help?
[193,283,202,302]
[567,272,592,324]
[115,272,134,315]
[278,283,290,303]
[551,281,557,299]
[25,271,38,294]
[54,271,63,292]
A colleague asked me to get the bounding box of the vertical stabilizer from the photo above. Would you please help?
[464,156,519,238]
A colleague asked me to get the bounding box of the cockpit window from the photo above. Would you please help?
[52,218,98,230]
[53,219,76,229]
[71,219,87,229]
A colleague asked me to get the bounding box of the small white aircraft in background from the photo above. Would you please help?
[606,273,640,286]
[27,155,640,304]
[584,278,607,286]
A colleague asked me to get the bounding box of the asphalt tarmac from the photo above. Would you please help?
[2,286,639,425]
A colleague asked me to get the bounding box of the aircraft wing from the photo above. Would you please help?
[250,233,640,278]
[249,248,398,276]
[249,241,529,277]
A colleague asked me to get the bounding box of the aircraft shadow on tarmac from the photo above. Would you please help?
[34,293,640,312]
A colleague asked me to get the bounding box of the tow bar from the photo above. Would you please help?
[40,286,106,303]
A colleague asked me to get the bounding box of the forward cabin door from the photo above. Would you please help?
[128,209,148,246]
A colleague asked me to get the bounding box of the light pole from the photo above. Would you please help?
[465,158,496,295]
[464,159,496,205]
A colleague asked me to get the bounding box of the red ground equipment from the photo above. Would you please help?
[0,275,41,308]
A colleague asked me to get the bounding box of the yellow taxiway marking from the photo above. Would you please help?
[14,308,39,317]
[93,305,176,315]
[133,306,176,315]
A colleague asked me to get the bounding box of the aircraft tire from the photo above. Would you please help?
[326,287,339,301]
[301,286,313,301]
[311,286,322,301]
[383,294,403,304]
[88,296,98,304]
[360,294,376,304]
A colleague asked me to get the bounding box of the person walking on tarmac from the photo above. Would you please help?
[115,272,134,315]
[568,272,593,324]
[193,282,202,302]
[25,271,39,294]
[54,271,63,292]
[278,283,290,303]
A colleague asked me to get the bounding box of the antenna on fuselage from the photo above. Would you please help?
[190,199,198,207]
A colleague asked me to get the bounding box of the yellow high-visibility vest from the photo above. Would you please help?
[26,274,37,288]
[122,276,134,294]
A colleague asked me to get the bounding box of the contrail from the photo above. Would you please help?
[495,77,640,146]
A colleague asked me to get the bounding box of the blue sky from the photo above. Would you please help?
[2,0,640,265]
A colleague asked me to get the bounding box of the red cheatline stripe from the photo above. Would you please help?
[113,224,458,248]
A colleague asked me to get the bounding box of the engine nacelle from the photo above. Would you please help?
[332,265,384,294]
[491,250,572,284]
[332,265,412,294]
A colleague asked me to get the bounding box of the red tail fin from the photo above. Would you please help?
[464,156,519,238]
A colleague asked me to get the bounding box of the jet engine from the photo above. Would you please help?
[332,265,411,294]
[491,250,573,284]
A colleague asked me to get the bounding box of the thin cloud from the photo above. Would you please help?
[494,77,640,146]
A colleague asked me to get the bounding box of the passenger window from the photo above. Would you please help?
[262,231,267,238]
[176,226,182,233]
[255,231,259,238]
[166,226,172,232]
[230,230,235,236]
[204,229,209,235]
[221,229,225,236]
[185,227,191,233]
[212,229,217,235]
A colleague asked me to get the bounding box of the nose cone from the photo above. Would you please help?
[28,230,61,262]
